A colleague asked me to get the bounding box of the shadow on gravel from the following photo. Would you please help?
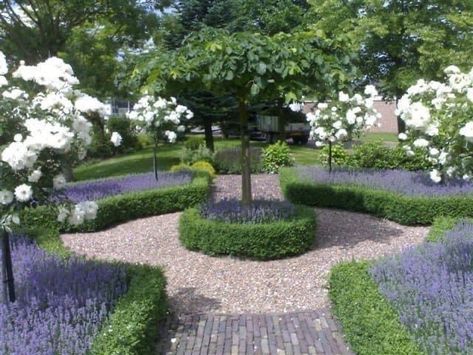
[314,208,407,250]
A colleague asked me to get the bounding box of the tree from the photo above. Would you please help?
[309,0,473,130]
[137,28,355,203]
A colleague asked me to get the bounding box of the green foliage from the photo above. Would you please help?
[191,161,216,179]
[280,168,473,225]
[213,147,263,174]
[90,265,167,355]
[310,0,473,98]
[319,144,349,167]
[425,216,472,243]
[329,261,423,355]
[106,115,139,154]
[180,144,214,165]
[170,163,193,173]
[22,176,210,233]
[185,136,206,150]
[262,141,294,173]
[348,141,431,171]
[179,206,316,260]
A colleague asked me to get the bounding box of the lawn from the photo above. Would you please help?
[74,133,394,181]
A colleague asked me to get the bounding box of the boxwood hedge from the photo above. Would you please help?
[179,205,316,260]
[329,261,423,355]
[280,168,473,225]
[21,175,210,233]
[13,173,211,354]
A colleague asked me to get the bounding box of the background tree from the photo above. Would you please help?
[309,0,473,130]
[138,28,355,203]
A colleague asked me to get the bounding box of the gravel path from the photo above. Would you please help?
[62,174,429,314]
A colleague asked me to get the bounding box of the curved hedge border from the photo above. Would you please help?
[329,261,424,355]
[14,173,211,354]
[280,168,473,225]
[22,175,210,233]
[179,205,316,260]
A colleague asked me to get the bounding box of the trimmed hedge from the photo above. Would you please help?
[13,173,210,353]
[329,262,423,355]
[21,175,210,233]
[179,205,316,260]
[280,168,473,225]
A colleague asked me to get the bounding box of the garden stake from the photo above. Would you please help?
[1,227,15,303]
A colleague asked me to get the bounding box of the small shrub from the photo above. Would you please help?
[170,163,193,173]
[106,115,139,153]
[137,133,153,148]
[214,147,263,174]
[262,141,294,173]
[181,144,214,165]
[185,136,205,150]
[319,144,349,167]
[200,199,295,223]
[348,141,431,171]
[179,205,316,260]
[191,161,216,179]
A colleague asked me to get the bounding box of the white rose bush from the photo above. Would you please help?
[397,66,473,183]
[0,51,119,302]
[127,95,193,180]
[306,85,381,171]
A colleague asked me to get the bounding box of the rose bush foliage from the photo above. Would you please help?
[397,65,473,183]
[0,51,122,228]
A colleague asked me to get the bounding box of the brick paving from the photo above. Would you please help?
[156,309,353,355]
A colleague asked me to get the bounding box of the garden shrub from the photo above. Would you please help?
[319,144,349,167]
[180,144,214,165]
[191,161,216,179]
[106,115,139,154]
[329,262,423,355]
[280,167,473,225]
[184,136,205,150]
[348,141,431,171]
[262,141,294,173]
[179,205,315,260]
[213,147,263,174]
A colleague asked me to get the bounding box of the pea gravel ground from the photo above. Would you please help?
[62,174,429,315]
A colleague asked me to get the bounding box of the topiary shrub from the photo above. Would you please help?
[179,203,316,260]
[213,147,263,174]
[319,144,349,168]
[262,141,294,173]
[191,161,216,179]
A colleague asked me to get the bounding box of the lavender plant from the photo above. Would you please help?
[0,236,127,354]
[371,221,473,353]
[63,171,192,203]
[200,198,296,224]
[297,166,473,197]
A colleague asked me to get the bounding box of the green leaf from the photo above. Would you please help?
[225,71,234,80]
[250,83,260,96]
[256,63,267,75]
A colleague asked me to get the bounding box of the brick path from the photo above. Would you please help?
[156,309,353,355]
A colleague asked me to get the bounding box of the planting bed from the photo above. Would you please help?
[281,166,473,225]
[330,218,473,355]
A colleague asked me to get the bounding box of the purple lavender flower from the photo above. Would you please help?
[371,221,473,353]
[298,166,473,196]
[200,198,296,224]
[64,171,192,203]
[0,236,127,354]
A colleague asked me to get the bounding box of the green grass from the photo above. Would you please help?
[74,133,393,181]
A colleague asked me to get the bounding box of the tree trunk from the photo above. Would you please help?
[153,135,159,182]
[203,116,215,152]
[1,228,15,304]
[239,98,252,205]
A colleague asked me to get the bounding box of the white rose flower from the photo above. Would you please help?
[429,148,440,157]
[28,169,42,183]
[459,122,473,142]
[398,133,408,141]
[333,120,342,129]
[53,174,67,189]
[338,91,349,102]
[444,65,460,75]
[429,169,442,183]
[57,206,70,223]
[335,129,348,140]
[364,85,378,97]
[164,130,177,143]
[413,138,429,148]
[0,51,7,75]
[110,132,122,147]
[467,88,473,103]
[0,190,14,205]
[14,184,33,202]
